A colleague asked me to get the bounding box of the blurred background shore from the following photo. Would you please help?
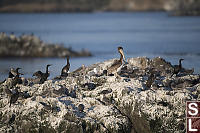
[0,0,200,16]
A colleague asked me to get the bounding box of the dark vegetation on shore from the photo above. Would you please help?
[0,0,199,16]
[171,0,200,16]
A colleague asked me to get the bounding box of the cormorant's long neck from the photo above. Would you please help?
[16,69,20,77]
[179,60,182,68]
[67,58,70,65]
[46,65,49,74]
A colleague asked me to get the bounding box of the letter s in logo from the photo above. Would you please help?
[188,103,198,116]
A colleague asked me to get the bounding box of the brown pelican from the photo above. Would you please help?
[107,47,126,75]
[171,59,184,77]
[33,64,51,83]
[61,56,70,77]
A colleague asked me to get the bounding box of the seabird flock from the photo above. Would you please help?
[0,46,194,106]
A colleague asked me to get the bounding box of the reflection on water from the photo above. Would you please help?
[0,12,200,80]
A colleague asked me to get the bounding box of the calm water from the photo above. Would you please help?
[0,12,200,80]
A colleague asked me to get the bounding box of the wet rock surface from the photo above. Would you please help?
[0,57,199,133]
[0,32,91,58]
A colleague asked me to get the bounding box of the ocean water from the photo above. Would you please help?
[0,12,200,80]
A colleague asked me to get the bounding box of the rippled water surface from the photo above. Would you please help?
[0,12,200,80]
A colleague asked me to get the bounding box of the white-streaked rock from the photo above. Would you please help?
[0,57,199,133]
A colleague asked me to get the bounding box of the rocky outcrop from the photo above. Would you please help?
[0,32,91,58]
[0,57,199,132]
[0,0,200,16]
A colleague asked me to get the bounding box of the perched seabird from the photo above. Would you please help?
[33,64,51,83]
[20,91,31,99]
[71,64,86,76]
[5,87,12,96]
[8,68,23,87]
[9,68,23,78]
[145,71,156,89]
[183,68,194,75]
[10,88,20,107]
[78,104,84,112]
[61,56,70,77]
[43,64,51,80]
[107,47,126,75]
[171,59,184,77]
[32,71,43,78]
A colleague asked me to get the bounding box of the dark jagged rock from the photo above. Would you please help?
[83,82,97,90]
[20,91,31,99]
[39,102,52,111]
[99,89,112,95]
[53,86,68,96]
[8,114,16,125]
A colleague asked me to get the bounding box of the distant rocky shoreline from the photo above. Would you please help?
[0,57,199,132]
[0,32,91,58]
[0,0,199,16]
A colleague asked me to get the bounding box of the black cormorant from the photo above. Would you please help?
[33,64,51,83]
[61,56,70,77]
[171,59,184,77]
